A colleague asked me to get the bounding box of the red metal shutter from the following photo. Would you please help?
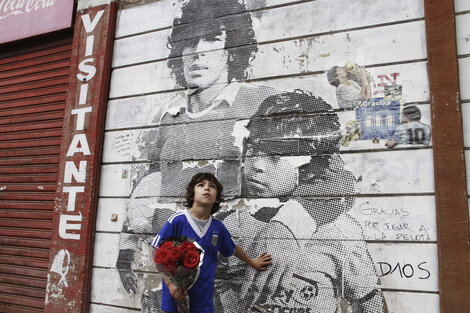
[0,31,73,313]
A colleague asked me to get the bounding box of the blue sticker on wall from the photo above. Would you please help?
[355,98,400,140]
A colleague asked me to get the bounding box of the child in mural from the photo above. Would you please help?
[327,62,371,109]
[151,172,272,313]
[116,0,277,311]
[212,90,352,311]
[211,90,383,312]
[225,91,385,313]
[385,105,431,148]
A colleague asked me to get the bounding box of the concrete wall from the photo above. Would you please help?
[90,0,439,312]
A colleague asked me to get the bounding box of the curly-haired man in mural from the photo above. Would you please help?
[233,91,385,313]
[116,0,277,311]
[133,0,276,198]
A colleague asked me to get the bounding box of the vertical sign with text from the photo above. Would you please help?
[45,4,116,313]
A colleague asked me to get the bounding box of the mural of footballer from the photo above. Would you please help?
[116,0,276,311]
[116,0,385,312]
[214,91,385,313]
[236,91,385,313]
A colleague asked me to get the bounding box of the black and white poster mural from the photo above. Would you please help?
[99,0,440,312]
[216,92,385,312]
[117,0,384,311]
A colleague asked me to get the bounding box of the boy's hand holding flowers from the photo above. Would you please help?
[153,237,204,313]
[167,283,187,302]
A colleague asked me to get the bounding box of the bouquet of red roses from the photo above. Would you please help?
[153,236,204,313]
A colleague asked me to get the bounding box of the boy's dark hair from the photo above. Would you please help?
[184,172,224,215]
[167,0,257,87]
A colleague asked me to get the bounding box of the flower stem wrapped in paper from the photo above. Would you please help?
[153,236,204,313]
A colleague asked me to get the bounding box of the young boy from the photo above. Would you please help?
[151,172,271,313]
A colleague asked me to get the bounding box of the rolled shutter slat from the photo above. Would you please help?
[0,31,72,311]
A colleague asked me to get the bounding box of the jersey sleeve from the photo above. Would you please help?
[150,218,174,248]
[219,222,237,258]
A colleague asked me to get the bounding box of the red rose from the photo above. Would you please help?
[183,250,200,269]
[168,246,185,261]
[154,249,169,264]
[180,241,197,252]
[159,241,173,251]
[164,260,177,273]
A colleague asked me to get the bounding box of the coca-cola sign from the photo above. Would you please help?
[0,0,74,44]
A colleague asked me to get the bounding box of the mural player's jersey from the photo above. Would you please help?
[392,121,431,145]
[152,210,236,313]
[146,82,278,198]
[239,204,379,313]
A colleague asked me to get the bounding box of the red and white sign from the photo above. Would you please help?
[44,4,116,312]
[0,0,74,44]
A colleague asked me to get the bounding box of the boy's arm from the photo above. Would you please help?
[218,220,271,271]
[233,244,272,271]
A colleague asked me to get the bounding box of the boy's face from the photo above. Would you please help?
[193,179,219,207]
[244,155,298,197]
[182,31,229,88]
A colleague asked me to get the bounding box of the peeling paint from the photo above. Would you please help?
[220,198,245,212]
[182,159,223,170]
[0,186,6,191]
[232,120,250,152]
[50,249,71,287]
[134,240,158,272]
[45,273,65,303]
[150,281,163,292]
[220,198,285,215]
